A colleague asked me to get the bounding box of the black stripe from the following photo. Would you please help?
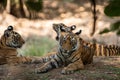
[99,45,102,56]
[71,56,81,63]
[54,58,59,67]
[116,46,119,55]
[94,44,97,56]
[111,48,115,55]
[71,52,79,60]
[104,47,107,56]
[56,53,63,64]
[89,48,94,59]
[59,49,66,59]
[0,41,3,46]
[107,47,111,56]
[114,46,118,55]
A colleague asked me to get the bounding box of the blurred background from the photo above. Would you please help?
[0,0,120,56]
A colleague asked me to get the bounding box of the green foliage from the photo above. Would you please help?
[99,21,120,35]
[18,36,57,56]
[117,29,120,35]
[26,0,43,12]
[99,28,110,34]
[110,21,120,31]
[104,0,120,17]
[0,0,7,7]
[100,0,120,35]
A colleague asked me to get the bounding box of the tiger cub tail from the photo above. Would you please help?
[95,44,120,56]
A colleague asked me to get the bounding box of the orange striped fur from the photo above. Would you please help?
[0,26,31,64]
[35,29,94,74]
[32,23,119,74]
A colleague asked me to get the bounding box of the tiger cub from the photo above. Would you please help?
[35,29,95,74]
[0,26,30,64]
[33,23,119,74]
[36,23,119,65]
[53,23,120,56]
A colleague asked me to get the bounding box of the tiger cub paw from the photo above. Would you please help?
[22,57,42,64]
[61,68,74,74]
[21,57,32,64]
[31,58,42,64]
[35,67,48,74]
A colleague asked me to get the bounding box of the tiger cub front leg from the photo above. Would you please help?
[36,59,59,73]
[61,59,84,74]
[31,52,57,64]
[36,62,53,73]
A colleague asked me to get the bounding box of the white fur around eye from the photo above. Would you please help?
[71,38,75,41]
[14,34,17,37]
[63,36,66,40]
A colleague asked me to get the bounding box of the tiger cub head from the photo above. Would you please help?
[53,23,76,40]
[59,29,82,55]
[0,26,25,48]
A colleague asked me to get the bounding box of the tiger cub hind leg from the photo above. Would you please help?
[61,59,84,74]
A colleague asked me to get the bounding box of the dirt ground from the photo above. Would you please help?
[0,56,120,80]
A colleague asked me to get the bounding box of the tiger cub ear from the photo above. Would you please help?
[7,25,13,31]
[60,26,66,31]
[70,25,76,30]
[4,26,13,37]
[75,30,82,35]
[60,25,76,31]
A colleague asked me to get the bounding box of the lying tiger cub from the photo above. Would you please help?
[0,26,30,64]
[33,23,119,74]
[34,29,94,74]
